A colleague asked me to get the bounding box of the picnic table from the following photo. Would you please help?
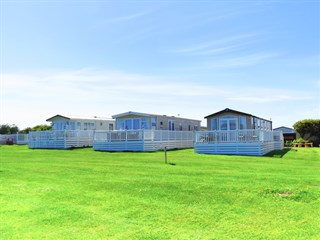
[292,142,313,147]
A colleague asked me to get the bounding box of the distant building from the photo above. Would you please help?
[200,126,207,131]
[273,126,296,141]
[47,114,115,131]
[112,111,201,131]
[28,114,115,149]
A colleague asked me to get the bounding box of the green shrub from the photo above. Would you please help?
[292,138,308,144]
[20,125,52,133]
[284,140,293,147]
[293,119,320,146]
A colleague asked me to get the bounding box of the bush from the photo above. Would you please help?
[292,138,308,144]
[20,125,52,133]
[0,124,19,134]
[293,119,320,146]
[284,141,292,147]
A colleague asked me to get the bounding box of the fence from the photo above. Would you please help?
[94,130,194,142]
[93,130,195,152]
[0,134,28,145]
[28,130,94,149]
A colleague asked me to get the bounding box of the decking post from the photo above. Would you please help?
[64,130,67,149]
[142,129,144,143]
[77,131,79,147]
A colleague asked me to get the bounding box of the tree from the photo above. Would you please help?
[0,124,19,134]
[293,119,320,146]
[20,124,52,133]
[19,127,32,134]
[31,124,52,132]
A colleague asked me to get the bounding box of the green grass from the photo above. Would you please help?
[0,146,319,239]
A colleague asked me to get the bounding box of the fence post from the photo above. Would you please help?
[164,147,167,164]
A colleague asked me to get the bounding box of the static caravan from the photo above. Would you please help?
[28,115,115,149]
[47,115,115,131]
[194,108,283,156]
[112,111,201,131]
[93,111,201,152]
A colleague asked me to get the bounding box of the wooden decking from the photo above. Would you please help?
[27,129,285,155]
[195,142,276,156]
[93,130,194,152]
[194,130,283,156]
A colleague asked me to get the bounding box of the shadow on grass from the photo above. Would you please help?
[265,148,292,158]
[168,162,176,166]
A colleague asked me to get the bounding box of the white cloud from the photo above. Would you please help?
[205,53,277,69]
[171,33,277,70]
[108,11,151,23]
[1,68,316,129]
[228,94,312,103]
[173,33,260,55]
[94,9,154,26]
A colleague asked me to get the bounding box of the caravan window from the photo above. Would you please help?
[141,118,149,129]
[125,119,132,130]
[239,117,246,130]
[168,120,175,131]
[211,118,218,130]
[133,119,140,130]
[117,119,125,130]
[151,118,156,127]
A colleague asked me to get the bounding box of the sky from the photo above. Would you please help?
[1,0,319,129]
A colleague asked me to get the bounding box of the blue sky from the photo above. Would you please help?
[1,0,319,129]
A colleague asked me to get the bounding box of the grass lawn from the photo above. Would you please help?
[0,146,319,239]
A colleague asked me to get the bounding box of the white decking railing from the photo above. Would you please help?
[0,134,28,145]
[16,134,29,144]
[195,130,282,144]
[94,130,194,142]
[0,134,15,144]
[194,130,283,156]
[93,130,194,152]
[28,130,94,149]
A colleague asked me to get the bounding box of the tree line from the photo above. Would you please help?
[0,124,52,134]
